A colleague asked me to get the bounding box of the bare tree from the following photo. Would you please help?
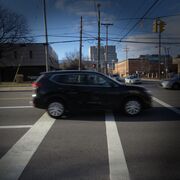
[60,51,92,70]
[60,51,84,70]
[0,5,33,49]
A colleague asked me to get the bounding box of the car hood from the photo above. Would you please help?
[122,84,146,92]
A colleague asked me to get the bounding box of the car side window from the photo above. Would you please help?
[52,74,83,84]
[86,74,111,87]
[51,73,112,87]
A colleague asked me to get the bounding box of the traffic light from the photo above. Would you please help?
[153,19,166,33]
[153,19,158,33]
[159,20,166,32]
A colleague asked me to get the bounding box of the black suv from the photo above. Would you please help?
[32,70,152,118]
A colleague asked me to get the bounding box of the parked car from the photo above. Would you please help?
[32,70,152,118]
[125,75,142,84]
[160,75,180,89]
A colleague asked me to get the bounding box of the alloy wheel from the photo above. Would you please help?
[125,100,141,115]
[48,102,65,118]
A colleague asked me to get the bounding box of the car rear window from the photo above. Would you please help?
[34,74,45,82]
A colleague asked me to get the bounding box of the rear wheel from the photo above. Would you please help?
[47,101,65,119]
[123,98,142,116]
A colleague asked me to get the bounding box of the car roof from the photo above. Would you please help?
[41,70,103,75]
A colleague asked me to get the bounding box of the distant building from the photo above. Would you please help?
[0,43,59,81]
[173,55,180,74]
[89,45,118,72]
[113,54,177,78]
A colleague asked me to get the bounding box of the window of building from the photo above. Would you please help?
[0,51,2,58]
[14,51,17,59]
[29,50,33,59]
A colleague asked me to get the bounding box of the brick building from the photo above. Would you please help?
[113,55,178,78]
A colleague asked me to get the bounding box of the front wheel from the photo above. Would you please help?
[47,101,65,119]
[123,98,142,116]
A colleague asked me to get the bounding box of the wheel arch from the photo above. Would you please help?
[45,95,68,109]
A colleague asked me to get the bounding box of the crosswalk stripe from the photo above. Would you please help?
[0,113,55,180]
[0,106,33,109]
[105,111,130,180]
[153,96,180,115]
[0,125,33,129]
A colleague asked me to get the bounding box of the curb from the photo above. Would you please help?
[141,79,160,82]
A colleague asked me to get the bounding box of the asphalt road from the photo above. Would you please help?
[0,81,180,180]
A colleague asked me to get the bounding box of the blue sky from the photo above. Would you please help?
[1,0,180,61]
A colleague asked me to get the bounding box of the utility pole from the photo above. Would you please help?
[164,47,170,79]
[124,46,129,76]
[101,23,113,74]
[43,0,49,72]
[97,3,101,72]
[79,16,83,70]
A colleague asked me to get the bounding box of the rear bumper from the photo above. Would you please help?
[32,96,47,109]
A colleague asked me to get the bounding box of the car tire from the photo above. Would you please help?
[123,98,142,116]
[47,100,65,119]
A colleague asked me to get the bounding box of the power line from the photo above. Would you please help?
[49,38,96,44]
[119,0,161,42]
[110,39,180,45]
[118,1,149,36]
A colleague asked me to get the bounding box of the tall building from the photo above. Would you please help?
[89,45,118,71]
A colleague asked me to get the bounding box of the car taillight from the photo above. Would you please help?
[32,82,42,89]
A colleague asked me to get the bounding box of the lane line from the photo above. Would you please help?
[105,111,130,180]
[0,125,33,129]
[153,96,180,115]
[0,113,55,180]
[0,106,33,109]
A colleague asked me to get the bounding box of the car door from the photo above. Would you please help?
[78,73,123,109]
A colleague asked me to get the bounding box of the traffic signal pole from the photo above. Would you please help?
[158,29,161,79]
[153,18,166,79]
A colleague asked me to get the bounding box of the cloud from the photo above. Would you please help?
[164,16,180,36]
[55,0,93,16]
[54,0,115,19]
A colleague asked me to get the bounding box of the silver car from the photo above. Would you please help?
[160,76,180,89]
[125,75,141,84]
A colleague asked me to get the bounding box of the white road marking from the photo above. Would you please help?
[0,106,33,109]
[105,111,130,180]
[0,97,30,100]
[153,97,180,115]
[0,113,55,180]
[0,125,33,129]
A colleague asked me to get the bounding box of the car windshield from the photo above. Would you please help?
[168,75,180,80]
[108,75,124,85]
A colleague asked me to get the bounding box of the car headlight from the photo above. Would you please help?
[161,81,170,87]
